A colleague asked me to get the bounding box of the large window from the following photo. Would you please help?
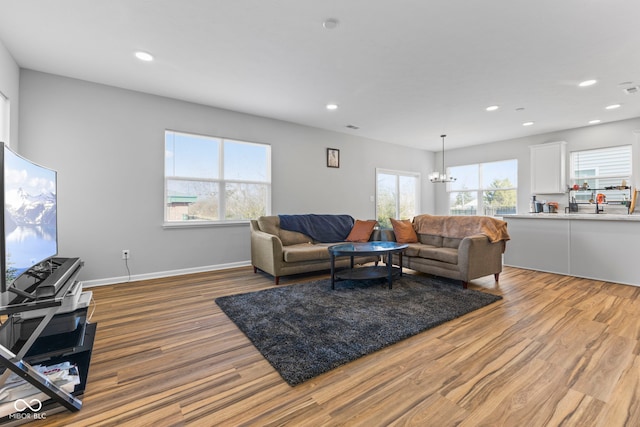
[164,131,271,224]
[570,145,631,195]
[376,169,420,228]
[447,159,517,216]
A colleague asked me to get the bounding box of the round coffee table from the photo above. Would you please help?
[328,241,409,289]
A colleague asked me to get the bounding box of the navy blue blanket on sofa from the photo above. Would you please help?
[278,214,354,243]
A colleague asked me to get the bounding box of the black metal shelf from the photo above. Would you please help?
[0,258,95,423]
[567,187,632,214]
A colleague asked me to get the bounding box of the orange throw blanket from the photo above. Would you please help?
[413,215,510,243]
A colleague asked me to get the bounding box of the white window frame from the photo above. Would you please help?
[570,145,632,187]
[164,130,271,227]
[446,159,518,216]
[375,168,421,227]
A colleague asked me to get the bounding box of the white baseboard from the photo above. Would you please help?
[81,260,252,288]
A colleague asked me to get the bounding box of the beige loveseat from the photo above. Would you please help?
[250,215,379,284]
[388,215,509,288]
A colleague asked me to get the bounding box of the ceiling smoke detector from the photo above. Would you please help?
[623,86,640,95]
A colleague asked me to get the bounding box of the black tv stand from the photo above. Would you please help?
[0,258,95,423]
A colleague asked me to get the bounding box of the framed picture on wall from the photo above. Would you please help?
[327,148,340,168]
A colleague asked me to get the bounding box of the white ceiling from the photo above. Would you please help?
[1,0,640,151]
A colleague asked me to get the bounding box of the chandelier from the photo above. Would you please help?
[429,134,456,183]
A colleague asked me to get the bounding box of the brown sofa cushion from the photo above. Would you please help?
[257,216,312,246]
[417,246,458,264]
[280,229,312,246]
[257,216,280,236]
[443,237,462,249]
[403,243,425,257]
[282,243,331,262]
[346,220,377,242]
[390,218,418,243]
[419,234,443,247]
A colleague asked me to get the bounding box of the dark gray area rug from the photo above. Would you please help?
[215,275,502,386]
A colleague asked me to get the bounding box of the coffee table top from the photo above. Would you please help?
[328,241,408,256]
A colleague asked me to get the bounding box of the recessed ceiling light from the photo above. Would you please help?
[578,79,597,87]
[589,119,601,124]
[605,104,621,110]
[326,103,339,110]
[522,121,535,126]
[486,105,499,111]
[135,51,154,62]
[323,19,339,30]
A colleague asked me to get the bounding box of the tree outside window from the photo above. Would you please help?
[376,169,420,228]
[448,159,517,216]
[164,131,271,224]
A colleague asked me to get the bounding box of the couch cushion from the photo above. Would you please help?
[346,220,377,242]
[390,218,418,243]
[402,243,424,257]
[257,215,312,246]
[442,237,462,249]
[283,243,331,262]
[257,216,280,236]
[417,246,458,264]
[280,229,313,246]
[419,234,443,247]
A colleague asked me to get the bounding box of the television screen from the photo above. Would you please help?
[2,143,58,293]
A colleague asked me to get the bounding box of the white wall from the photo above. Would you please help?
[433,118,640,214]
[18,70,434,285]
[0,38,19,148]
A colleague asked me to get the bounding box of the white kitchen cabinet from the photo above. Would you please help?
[530,141,566,194]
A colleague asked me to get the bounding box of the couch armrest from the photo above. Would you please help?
[457,234,504,280]
[250,220,284,276]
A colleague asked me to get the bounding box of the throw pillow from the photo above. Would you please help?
[390,218,418,243]
[345,220,377,242]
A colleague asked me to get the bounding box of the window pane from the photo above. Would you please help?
[166,179,220,221]
[165,132,219,179]
[483,189,517,216]
[225,182,268,220]
[449,191,477,215]
[448,159,518,216]
[398,175,416,220]
[376,173,396,228]
[482,159,517,188]
[164,131,271,223]
[449,164,479,191]
[571,145,631,191]
[224,140,269,182]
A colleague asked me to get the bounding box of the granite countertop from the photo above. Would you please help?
[504,213,640,221]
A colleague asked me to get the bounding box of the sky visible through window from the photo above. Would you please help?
[165,132,268,182]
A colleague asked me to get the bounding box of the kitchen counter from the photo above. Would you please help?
[503,214,639,286]
[504,213,640,221]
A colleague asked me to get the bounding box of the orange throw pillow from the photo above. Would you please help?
[390,218,418,243]
[345,220,377,242]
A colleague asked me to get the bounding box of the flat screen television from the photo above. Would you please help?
[1,142,58,298]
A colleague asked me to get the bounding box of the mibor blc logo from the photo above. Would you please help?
[9,398,47,420]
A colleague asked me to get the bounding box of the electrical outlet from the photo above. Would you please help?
[122,249,130,260]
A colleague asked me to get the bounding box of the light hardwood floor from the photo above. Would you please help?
[42,265,640,427]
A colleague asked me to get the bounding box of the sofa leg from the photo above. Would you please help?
[275,276,280,285]
[462,281,468,289]
[494,273,500,282]
[253,266,257,274]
